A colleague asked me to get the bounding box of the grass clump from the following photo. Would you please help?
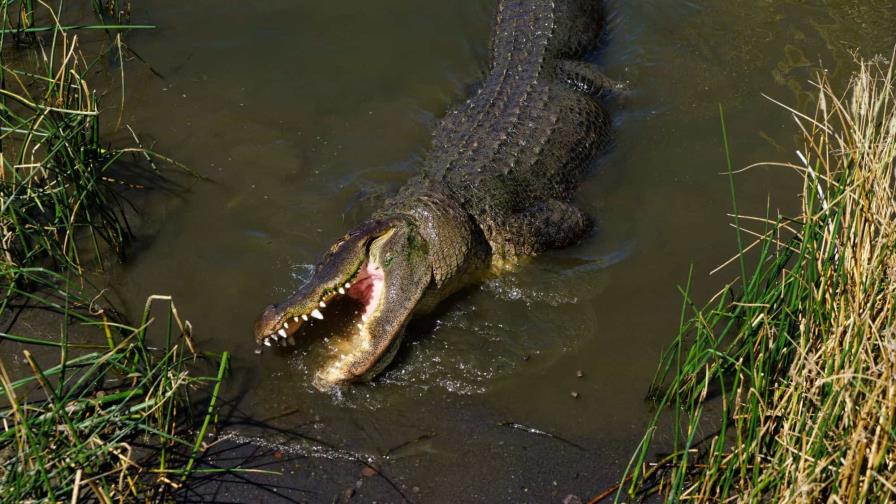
[0,2,229,501]
[0,268,229,501]
[621,56,896,502]
[1,0,157,273]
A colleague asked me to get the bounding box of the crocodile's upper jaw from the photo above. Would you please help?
[254,218,431,388]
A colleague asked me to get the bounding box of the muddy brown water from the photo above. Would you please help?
[97,0,896,501]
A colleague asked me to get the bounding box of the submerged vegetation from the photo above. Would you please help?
[1,1,227,500]
[621,57,896,501]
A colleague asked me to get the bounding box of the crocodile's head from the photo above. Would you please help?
[255,217,431,389]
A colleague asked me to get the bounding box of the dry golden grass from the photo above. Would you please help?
[622,55,896,502]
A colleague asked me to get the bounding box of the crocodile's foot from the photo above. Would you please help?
[255,218,431,389]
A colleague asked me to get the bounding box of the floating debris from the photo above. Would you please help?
[498,421,584,450]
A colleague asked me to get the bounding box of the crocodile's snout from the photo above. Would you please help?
[254,219,392,347]
[255,300,320,347]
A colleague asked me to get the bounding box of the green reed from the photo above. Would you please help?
[618,57,896,502]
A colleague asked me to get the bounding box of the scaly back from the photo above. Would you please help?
[422,0,608,231]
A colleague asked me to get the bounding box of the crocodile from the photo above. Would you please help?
[255,0,613,389]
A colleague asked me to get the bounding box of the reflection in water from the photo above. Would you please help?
[115,0,896,499]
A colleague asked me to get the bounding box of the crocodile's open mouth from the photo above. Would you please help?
[255,256,384,349]
[255,218,431,388]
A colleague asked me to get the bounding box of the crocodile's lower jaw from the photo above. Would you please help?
[314,329,373,388]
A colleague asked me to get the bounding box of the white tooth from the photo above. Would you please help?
[361,314,369,322]
[283,322,289,329]
[301,314,309,321]
[319,301,327,308]
[338,287,345,294]
[293,316,299,322]
[263,338,272,347]
[278,329,287,338]
[345,282,351,289]
[311,309,324,320]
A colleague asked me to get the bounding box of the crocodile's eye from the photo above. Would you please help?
[328,238,347,253]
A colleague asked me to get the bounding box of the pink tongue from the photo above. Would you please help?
[346,261,385,318]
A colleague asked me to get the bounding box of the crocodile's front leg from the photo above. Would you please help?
[488,200,593,259]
